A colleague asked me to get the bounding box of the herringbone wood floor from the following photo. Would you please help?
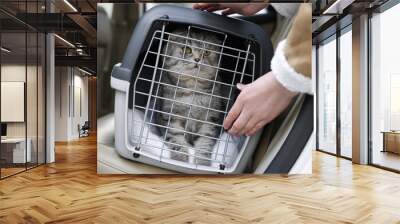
[1,135,400,223]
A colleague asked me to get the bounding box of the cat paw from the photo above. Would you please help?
[170,146,189,162]
[195,158,212,167]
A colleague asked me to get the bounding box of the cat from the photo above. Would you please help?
[156,29,224,166]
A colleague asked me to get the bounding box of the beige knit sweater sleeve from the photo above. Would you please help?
[283,4,312,78]
[270,3,312,94]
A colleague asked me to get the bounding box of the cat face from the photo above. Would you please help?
[163,30,221,81]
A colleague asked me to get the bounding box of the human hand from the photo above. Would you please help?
[223,72,297,136]
[193,3,267,16]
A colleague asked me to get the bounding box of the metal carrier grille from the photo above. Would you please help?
[130,22,256,173]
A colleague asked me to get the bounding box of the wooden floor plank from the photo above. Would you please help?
[0,135,400,223]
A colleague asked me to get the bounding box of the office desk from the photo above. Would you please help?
[381,131,400,155]
[1,138,31,164]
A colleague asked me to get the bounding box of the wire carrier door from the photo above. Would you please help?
[111,5,273,174]
[130,23,258,173]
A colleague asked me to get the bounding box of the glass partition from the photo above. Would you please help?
[317,36,337,155]
[38,32,45,165]
[27,31,38,169]
[1,30,28,178]
[0,1,46,179]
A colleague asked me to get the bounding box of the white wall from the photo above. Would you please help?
[55,67,89,141]
[1,63,46,164]
[1,65,26,140]
[71,73,89,138]
[55,67,69,141]
[1,66,26,130]
[1,65,41,138]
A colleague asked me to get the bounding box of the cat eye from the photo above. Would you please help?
[182,46,192,55]
[203,50,211,56]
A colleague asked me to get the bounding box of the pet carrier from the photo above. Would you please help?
[110,5,313,174]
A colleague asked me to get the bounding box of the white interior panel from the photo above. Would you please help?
[1,82,25,122]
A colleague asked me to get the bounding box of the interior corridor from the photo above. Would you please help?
[0,136,399,223]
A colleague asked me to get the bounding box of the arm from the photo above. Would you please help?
[271,4,312,94]
[223,4,313,136]
[285,4,312,78]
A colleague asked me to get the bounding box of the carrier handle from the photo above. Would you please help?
[110,63,131,92]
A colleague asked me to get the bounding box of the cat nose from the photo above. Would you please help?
[194,58,200,63]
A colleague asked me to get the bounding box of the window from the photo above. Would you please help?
[370,2,400,171]
[317,36,337,154]
[339,28,352,158]
[316,26,353,159]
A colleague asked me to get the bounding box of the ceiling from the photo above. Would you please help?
[4,0,393,73]
[1,32,45,64]
[0,0,103,74]
[312,0,390,43]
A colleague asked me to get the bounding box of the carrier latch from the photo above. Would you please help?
[133,146,141,158]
